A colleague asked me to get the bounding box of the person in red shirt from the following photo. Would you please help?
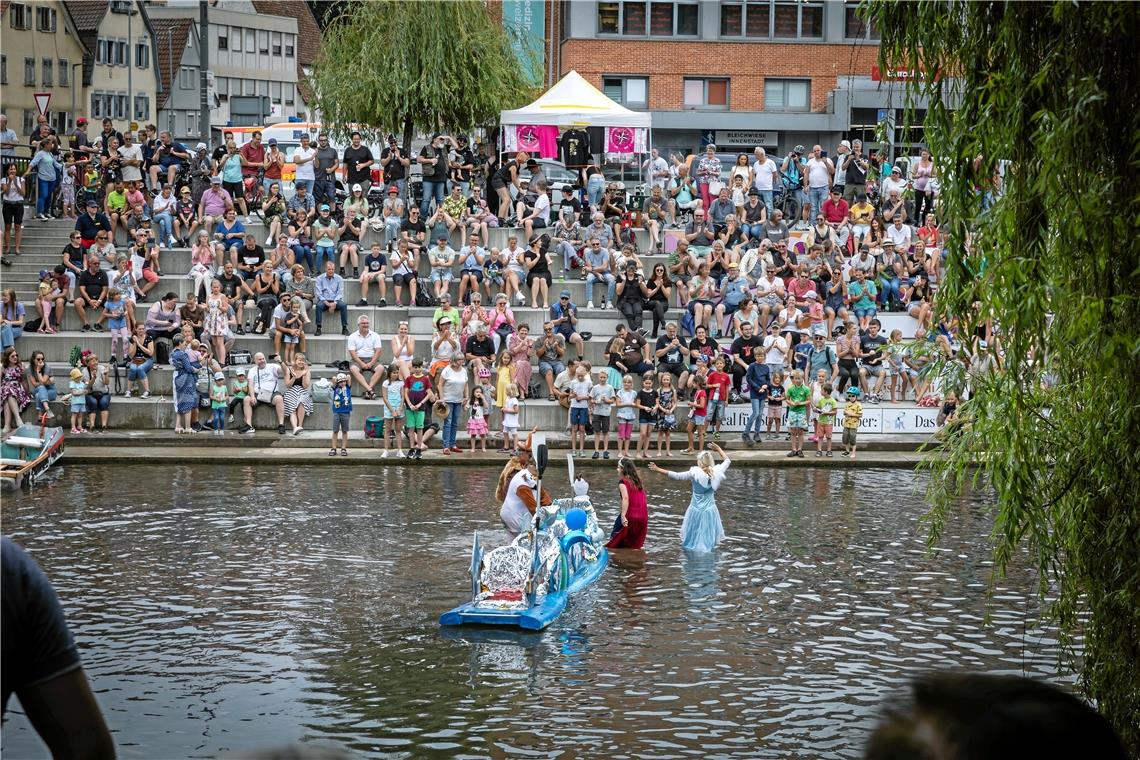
[685,375,709,454]
[821,188,849,226]
[239,131,266,180]
[706,355,733,442]
[786,266,818,309]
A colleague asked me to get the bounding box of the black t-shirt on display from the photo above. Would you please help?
[420,146,448,182]
[401,218,427,246]
[217,272,243,298]
[363,251,385,273]
[561,129,591,167]
[861,333,889,366]
[466,335,495,359]
[689,336,719,364]
[77,269,108,300]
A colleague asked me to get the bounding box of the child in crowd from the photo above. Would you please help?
[589,368,615,459]
[36,270,58,333]
[568,363,592,457]
[842,386,863,459]
[402,359,434,460]
[766,370,785,440]
[785,369,811,458]
[69,368,88,434]
[495,350,513,407]
[209,371,228,435]
[281,299,304,365]
[329,372,352,457]
[886,328,907,402]
[809,368,829,443]
[684,376,708,454]
[615,374,638,458]
[229,368,249,424]
[655,372,677,457]
[60,164,77,219]
[500,382,521,453]
[636,373,659,459]
[731,175,747,216]
[706,355,732,442]
[467,385,490,453]
[815,382,837,456]
[103,288,129,363]
[937,390,959,427]
[381,364,405,458]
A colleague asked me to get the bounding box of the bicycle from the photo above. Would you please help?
[773,172,801,221]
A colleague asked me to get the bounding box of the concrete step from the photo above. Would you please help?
[37,395,943,438]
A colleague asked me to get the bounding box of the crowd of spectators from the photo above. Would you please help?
[0,115,997,447]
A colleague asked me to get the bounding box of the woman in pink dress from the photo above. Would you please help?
[606,458,649,550]
[508,323,534,397]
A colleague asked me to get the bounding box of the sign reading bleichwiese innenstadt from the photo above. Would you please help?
[716,130,779,148]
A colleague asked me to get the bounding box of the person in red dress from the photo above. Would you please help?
[606,458,649,549]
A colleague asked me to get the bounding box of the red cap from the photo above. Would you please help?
[388,185,398,194]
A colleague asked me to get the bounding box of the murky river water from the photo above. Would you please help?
[1,464,1067,758]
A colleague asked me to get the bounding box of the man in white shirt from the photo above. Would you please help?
[292,133,317,197]
[804,144,835,220]
[240,352,286,434]
[642,148,670,190]
[886,215,913,252]
[833,140,851,187]
[752,147,779,216]
[521,180,551,241]
[117,131,144,186]
[347,315,384,398]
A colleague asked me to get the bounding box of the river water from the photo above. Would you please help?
[1,464,1066,759]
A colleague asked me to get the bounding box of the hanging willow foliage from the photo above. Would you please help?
[309,0,537,147]
[863,1,1140,752]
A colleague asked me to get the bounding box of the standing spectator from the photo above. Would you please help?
[263,138,285,196]
[238,132,266,220]
[26,137,63,220]
[380,135,410,199]
[437,355,468,455]
[170,336,199,433]
[842,140,869,202]
[292,133,317,196]
[2,162,28,260]
[217,140,249,220]
[313,133,339,207]
[695,144,722,210]
[314,260,348,337]
[329,372,353,457]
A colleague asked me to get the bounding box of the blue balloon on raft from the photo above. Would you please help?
[439,498,609,630]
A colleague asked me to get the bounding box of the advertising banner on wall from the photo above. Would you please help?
[502,0,545,86]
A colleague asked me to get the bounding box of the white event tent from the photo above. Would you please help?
[499,70,652,130]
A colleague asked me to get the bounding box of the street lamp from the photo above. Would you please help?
[71,61,85,129]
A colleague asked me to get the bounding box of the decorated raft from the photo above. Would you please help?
[440,442,609,630]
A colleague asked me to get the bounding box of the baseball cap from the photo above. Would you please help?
[748,188,759,196]
[210,175,222,184]
[805,290,818,298]
[320,204,331,211]
[236,368,247,376]
[38,268,50,279]
[196,142,207,151]
[86,199,99,207]
[892,166,902,174]
[559,289,571,298]
[352,183,362,193]
[727,262,739,269]
[213,371,225,380]
[438,316,452,325]
[179,186,191,195]
[267,138,277,145]
[437,234,448,241]
[77,117,88,125]
[840,140,852,150]
[388,185,398,194]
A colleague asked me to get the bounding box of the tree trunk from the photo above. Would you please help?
[402,117,414,160]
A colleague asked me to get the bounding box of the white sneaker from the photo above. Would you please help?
[587,300,595,309]
[380,450,389,458]
[141,391,150,399]
[266,235,274,245]
[515,292,526,304]
[395,449,404,458]
[169,236,178,248]
[124,389,132,398]
[245,216,255,225]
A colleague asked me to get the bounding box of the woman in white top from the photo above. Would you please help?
[648,443,730,553]
[390,320,416,379]
[151,185,178,248]
[1,163,26,256]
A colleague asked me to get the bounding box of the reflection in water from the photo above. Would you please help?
[1,465,1068,759]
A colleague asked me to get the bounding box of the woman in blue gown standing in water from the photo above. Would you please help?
[648,442,730,552]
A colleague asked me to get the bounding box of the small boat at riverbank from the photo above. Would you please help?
[440,446,608,630]
[1,423,65,491]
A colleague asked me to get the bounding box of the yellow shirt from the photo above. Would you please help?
[842,401,863,429]
[850,202,874,225]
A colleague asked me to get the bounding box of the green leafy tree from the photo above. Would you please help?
[309,0,537,150]
[863,1,1140,752]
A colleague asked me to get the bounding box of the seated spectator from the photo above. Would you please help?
[261,182,288,246]
[73,256,110,332]
[428,235,457,301]
[82,353,112,432]
[1,290,26,348]
[197,175,233,235]
[534,322,566,399]
[358,242,388,307]
[124,323,155,397]
[240,352,287,435]
[179,292,205,340]
[313,260,348,337]
[337,208,364,278]
[347,315,384,399]
[145,292,182,341]
[549,289,586,359]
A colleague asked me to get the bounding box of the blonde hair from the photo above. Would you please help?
[696,450,715,480]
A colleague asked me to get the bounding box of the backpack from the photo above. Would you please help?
[527,378,542,400]
[154,339,172,365]
[807,344,837,372]
[680,310,695,338]
[414,279,438,307]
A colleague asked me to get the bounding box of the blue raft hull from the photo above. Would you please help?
[439,547,609,630]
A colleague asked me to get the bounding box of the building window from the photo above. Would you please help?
[114,40,128,66]
[90,92,102,118]
[270,80,282,100]
[110,0,131,12]
[230,27,241,52]
[116,94,128,119]
[134,94,149,120]
[9,3,31,30]
[35,6,56,32]
[720,0,771,37]
[0,55,6,86]
[602,76,648,109]
[765,78,810,111]
[136,41,149,69]
[245,30,255,52]
[218,29,228,51]
[683,78,728,110]
[599,1,696,36]
[41,58,52,87]
[24,56,35,86]
[59,59,69,86]
[284,35,294,57]
[844,1,878,39]
[272,32,282,56]
[258,30,269,55]
[723,0,821,38]
[284,83,294,105]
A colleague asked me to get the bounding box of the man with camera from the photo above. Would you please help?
[381,135,410,199]
[148,131,189,191]
[419,133,456,217]
[313,133,339,207]
[843,139,869,202]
